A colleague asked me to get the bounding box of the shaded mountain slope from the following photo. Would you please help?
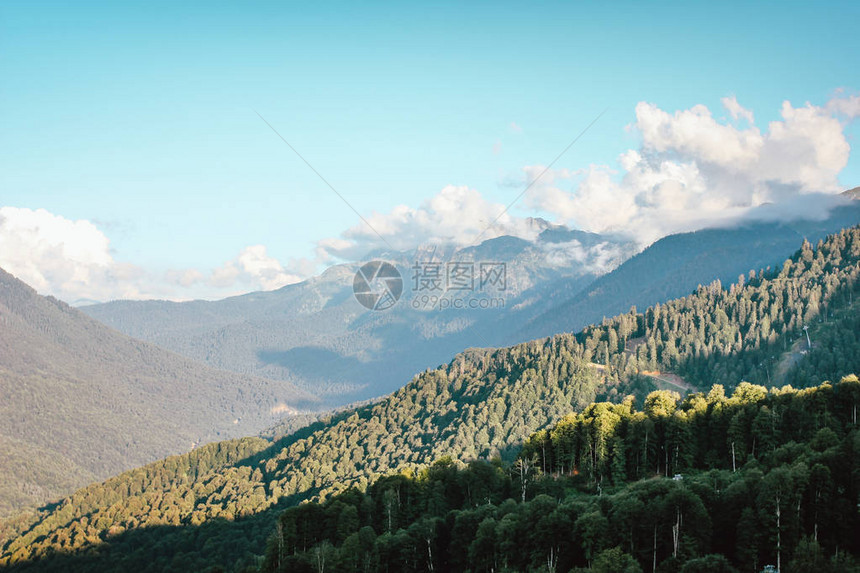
[0,268,315,517]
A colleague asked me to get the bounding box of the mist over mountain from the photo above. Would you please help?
[516,198,860,343]
[0,268,315,517]
[82,224,636,405]
[83,199,860,408]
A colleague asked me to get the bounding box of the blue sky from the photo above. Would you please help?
[1,1,859,301]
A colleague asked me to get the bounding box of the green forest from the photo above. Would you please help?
[260,378,860,573]
[2,227,860,571]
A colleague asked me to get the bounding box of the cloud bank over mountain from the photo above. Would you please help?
[524,93,860,244]
[315,185,547,262]
[0,207,304,303]
[2,94,857,302]
[0,206,144,302]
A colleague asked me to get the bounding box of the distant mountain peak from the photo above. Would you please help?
[842,186,860,199]
[523,216,560,232]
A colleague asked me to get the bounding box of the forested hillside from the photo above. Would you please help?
[258,378,860,573]
[571,228,860,395]
[0,268,315,517]
[3,226,860,571]
[519,202,860,344]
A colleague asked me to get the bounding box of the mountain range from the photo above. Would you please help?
[519,201,860,341]
[82,221,637,405]
[3,221,859,572]
[82,199,860,406]
[2,197,858,521]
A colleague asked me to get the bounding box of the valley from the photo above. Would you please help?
[4,5,860,571]
[80,202,860,410]
[2,225,859,572]
[0,268,315,518]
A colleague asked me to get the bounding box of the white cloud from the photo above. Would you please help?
[635,101,763,167]
[525,94,858,244]
[210,245,303,292]
[0,207,305,302]
[509,122,523,133]
[6,93,857,303]
[721,95,755,124]
[317,185,546,261]
[0,207,146,302]
[827,92,860,118]
[541,239,632,274]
